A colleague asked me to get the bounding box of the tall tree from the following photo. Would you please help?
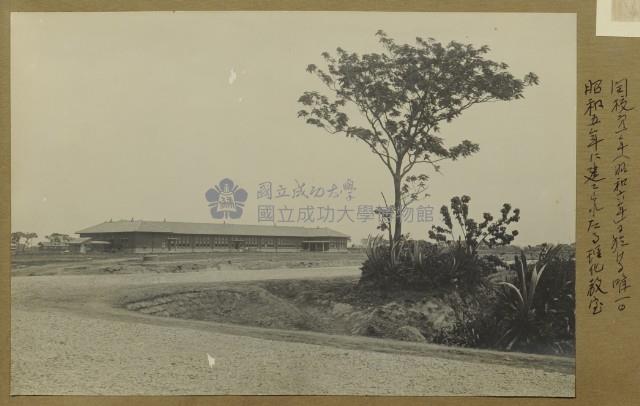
[24,232,38,249]
[298,31,538,245]
[12,231,37,251]
[11,232,25,246]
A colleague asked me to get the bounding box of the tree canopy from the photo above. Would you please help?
[298,31,538,243]
[45,233,72,244]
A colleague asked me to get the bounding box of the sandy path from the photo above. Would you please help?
[11,267,575,396]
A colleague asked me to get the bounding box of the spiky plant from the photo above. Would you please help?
[361,235,393,286]
[496,245,561,350]
[409,240,424,268]
[365,235,386,262]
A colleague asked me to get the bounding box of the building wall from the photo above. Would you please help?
[38,244,69,252]
[79,232,349,253]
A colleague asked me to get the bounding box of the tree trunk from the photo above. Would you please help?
[393,174,402,244]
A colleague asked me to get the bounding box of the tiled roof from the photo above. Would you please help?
[77,220,350,239]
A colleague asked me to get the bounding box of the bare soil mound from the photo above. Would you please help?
[124,286,319,330]
[120,277,457,342]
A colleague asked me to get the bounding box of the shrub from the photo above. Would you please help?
[529,245,576,354]
[360,236,463,290]
[428,195,520,257]
[433,245,575,355]
[402,239,457,288]
[496,245,575,354]
[496,249,553,350]
[360,235,411,288]
[360,236,511,291]
[432,282,503,348]
[361,235,576,355]
[478,254,508,274]
[426,195,520,288]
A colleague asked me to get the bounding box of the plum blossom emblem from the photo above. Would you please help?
[205,178,248,219]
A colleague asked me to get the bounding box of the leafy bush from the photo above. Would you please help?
[432,283,503,348]
[496,248,556,350]
[525,245,576,354]
[428,195,520,257]
[361,195,519,291]
[433,245,576,355]
[360,234,512,292]
[360,235,410,288]
[360,236,458,290]
[496,245,575,354]
[479,254,508,274]
[426,195,520,288]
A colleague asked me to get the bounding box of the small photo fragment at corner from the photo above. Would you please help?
[597,0,640,36]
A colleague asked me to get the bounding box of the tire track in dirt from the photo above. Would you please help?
[11,267,575,396]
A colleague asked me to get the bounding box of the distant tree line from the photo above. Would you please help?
[11,232,71,251]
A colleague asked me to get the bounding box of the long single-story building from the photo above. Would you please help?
[76,220,350,253]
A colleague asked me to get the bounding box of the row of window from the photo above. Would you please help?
[86,234,347,249]
[165,235,345,248]
[177,236,191,248]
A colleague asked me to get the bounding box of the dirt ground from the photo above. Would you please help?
[11,251,367,276]
[11,262,575,396]
[119,277,457,343]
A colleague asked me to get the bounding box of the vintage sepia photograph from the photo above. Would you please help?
[597,0,640,36]
[612,0,640,21]
[11,11,576,396]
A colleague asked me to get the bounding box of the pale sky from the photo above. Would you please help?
[11,12,576,245]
